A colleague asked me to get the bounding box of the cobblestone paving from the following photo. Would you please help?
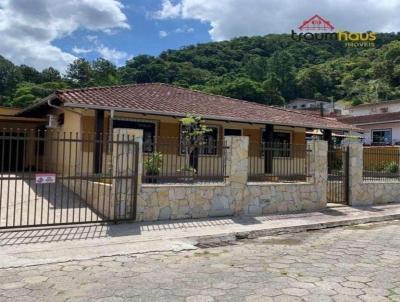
[1,221,400,302]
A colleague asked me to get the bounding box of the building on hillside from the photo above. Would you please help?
[286,98,339,115]
[338,100,400,145]
[347,100,400,116]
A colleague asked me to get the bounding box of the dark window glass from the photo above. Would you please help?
[224,129,241,136]
[203,127,218,155]
[113,120,156,152]
[262,130,291,157]
[272,132,291,157]
[372,129,392,145]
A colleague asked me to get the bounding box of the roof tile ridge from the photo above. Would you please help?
[56,82,148,94]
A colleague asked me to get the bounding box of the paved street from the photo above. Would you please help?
[0,220,399,302]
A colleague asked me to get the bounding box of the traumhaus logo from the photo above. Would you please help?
[291,14,376,47]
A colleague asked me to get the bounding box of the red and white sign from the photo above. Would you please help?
[35,173,56,184]
[299,14,334,31]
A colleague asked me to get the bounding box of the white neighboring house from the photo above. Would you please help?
[338,100,400,145]
[286,98,338,115]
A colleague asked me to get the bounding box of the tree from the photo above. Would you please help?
[41,67,62,82]
[65,58,93,87]
[243,55,268,81]
[219,77,267,103]
[295,66,333,99]
[92,58,119,86]
[268,50,296,100]
[179,115,211,174]
[262,75,285,106]
[3,33,400,108]
[19,65,42,83]
[0,56,21,100]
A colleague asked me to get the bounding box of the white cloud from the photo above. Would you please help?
[153,0,182,19]
[0,0,129,71]
[154,0,400,41]
[159,30,169,38]
[96,45,130,63]
[72,47,93,54]
[72,43,130,65]
[175,25,194,33]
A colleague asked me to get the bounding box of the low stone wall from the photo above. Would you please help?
[136,138,328,222]
[137,184,231,221]
[349,143,400,206]
[244,183,325,216]
[352,182,400,206]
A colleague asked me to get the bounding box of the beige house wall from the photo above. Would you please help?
[0,106,20,116]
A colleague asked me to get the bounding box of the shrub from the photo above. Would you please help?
[144,152,163,175]
[384,161,399,174]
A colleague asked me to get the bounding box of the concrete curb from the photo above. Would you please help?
[187,213,400,246]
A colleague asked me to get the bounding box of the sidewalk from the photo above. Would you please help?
[0,203,399,268]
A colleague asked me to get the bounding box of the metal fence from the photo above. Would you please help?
[142,136,228,184]
[248,143,311,182]
[327,146,349,204]
[363,147,400,181]
[0,129,138,229]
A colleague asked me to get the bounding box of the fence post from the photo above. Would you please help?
[346,142,363,206]
[309,140,328,205]
[112,128,143,220]
[225,136,249,215]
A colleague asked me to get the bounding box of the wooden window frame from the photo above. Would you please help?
[113,117,158,153]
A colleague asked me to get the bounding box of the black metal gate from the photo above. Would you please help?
[0,129,139,229]
[327,145,349,204]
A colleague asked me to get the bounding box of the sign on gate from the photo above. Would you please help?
[35,173,56,184]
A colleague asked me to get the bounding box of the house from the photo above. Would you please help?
[0,83,365,226]
[13,83,358,179]
[286,98,336,115]
[338,100,400,145]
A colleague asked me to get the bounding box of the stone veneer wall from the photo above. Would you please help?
[349,142,400,206]
[136,137,328,222]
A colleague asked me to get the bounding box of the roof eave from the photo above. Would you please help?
[63,102,360,132]
[16,94,57,116]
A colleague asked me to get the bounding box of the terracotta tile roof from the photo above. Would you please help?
[338,112,400,125]
[53,83,358,131]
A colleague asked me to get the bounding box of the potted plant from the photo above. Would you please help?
[144,152,163,183]
[177,165,197,182]
[178,115,211,182]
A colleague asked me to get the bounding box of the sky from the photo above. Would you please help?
[1,0,400,72]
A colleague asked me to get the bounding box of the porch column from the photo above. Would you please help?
[346,142,364,206]
[308,139,328,207]
[225,136,249,215]
[263,124,273,174]
[323,129,333,149]
[94,109,105,174]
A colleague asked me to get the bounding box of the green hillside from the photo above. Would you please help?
[2,32,400,108]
